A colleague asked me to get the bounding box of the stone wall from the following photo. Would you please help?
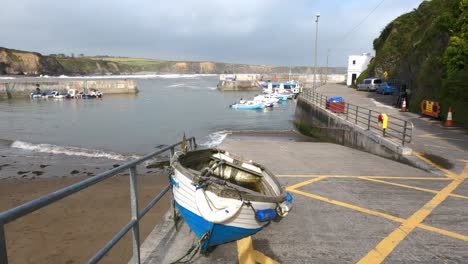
[294,96,411,161]
[217,80,259,91]
[0,79,138,99]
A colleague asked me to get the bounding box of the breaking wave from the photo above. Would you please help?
[55,74,217,79]
[200,131,230,148]
[11,140,139,161]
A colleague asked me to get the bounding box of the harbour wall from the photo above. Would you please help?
[0,79,138,99]
[294,96,412,162]
[217,73,346,91]
[217,80,260,91]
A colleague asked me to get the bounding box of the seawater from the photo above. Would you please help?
[0,75,296,157]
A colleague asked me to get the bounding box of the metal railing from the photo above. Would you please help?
[301,89,413,145]
[0,137,197,264]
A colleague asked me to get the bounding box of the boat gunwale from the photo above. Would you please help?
[172,148,286,203]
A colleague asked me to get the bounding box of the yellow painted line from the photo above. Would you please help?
[459,159,468,163]
[286,176,327,190]
[413,152,458,179]
[418,223,468,241]
[237,236,279,264]
[289,188,468,242]
[357,174,466,263]
[423,144,462,152]
[289,188,404,223]
[368,176,450,180]
[360,177,468,200]
[237,236,255,263]
[418,133,465,141]
[278,174,450,180]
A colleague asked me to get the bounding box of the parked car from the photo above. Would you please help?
[357,78,382,91]
[376,82,393,94]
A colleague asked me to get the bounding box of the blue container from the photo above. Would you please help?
[327,96,343,103]
[255,209,277,222]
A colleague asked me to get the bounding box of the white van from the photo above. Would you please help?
[357,78,382,91]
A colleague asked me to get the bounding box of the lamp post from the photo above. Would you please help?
[313,14,320,90]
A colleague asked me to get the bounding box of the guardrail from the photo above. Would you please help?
[302,89,413,145]
[0,137,197,264]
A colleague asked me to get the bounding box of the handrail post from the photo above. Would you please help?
[192,138,197,150]
[129,166,141,264]
[402,121,407,145]
[0,224,7,264]
[346,103,349,120]
[355,106,358,124]
[367,109,372,130]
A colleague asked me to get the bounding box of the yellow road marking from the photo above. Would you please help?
[418,133,465,141]
[278,174,450,180]
[358,178,465,264]
[360,177,468,200]
[286,176,327,190]
[418,223,468,241]
[423,144,463,152]
[357,165,467,264]
[289,188,468,242]
[413,152,458,179]
[459,159,468,163]
[289,188,404,222]
[237,236,279,264]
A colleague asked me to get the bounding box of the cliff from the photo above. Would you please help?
[0,47,345,76]
[359,0,467,125]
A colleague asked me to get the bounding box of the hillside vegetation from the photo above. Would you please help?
[359,0,467,125]
[0,47,345,76]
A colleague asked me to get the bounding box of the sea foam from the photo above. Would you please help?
[200,131,230,148]
[11,140,139,161]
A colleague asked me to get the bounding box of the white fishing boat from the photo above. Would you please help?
[253,94,279,107]
[171,148,292,251]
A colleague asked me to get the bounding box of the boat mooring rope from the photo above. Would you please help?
[170,231,210,264]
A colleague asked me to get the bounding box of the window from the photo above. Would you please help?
[374,79,382,84]
[364,80,371,84]
[352,60,356,65]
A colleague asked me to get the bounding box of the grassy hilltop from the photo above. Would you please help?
[359,0,467,126]
[0,48,345,76]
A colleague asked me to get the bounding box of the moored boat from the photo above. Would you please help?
[230,100,264,110]
[171,149,292,251]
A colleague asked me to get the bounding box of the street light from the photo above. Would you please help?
[313,14,320,90]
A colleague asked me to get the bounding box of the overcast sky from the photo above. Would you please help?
[1,0,424,67]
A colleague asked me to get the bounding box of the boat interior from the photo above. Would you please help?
[177,149,280,196]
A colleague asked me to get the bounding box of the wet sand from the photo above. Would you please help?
[0,145,172,264]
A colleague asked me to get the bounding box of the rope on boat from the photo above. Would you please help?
[170,231,210,264]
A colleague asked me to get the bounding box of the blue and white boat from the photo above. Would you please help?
[30,93,42,99]
[171,149,292,251]
[230,100,264,110]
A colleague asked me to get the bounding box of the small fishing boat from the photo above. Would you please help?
[30,93,42,99]
[171,149,292,251]
[230,100,264,110]
[253,94,279,107]
[81,89,103,99]
[53,91,68,99]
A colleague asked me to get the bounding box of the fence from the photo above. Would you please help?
[301,89,413,145]
[0,137,197,264]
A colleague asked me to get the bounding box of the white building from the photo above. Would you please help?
[347,53,373,86]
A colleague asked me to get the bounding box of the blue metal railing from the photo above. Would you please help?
[0,137,197,264]
[301,89,413,145]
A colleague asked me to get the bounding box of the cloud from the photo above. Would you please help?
[0,0,424,67]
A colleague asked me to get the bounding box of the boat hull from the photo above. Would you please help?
[175,200,262,249]
[230,103,264,109]
[171,149,291,251]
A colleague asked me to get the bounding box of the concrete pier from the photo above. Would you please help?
[216,73,346,91]
[139,133,468,263]
[0,79,138,99]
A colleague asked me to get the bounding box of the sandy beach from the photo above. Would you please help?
[0,144,172,264]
